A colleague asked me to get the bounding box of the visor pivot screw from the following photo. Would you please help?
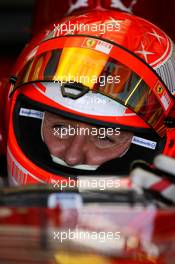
[9,76,17,84]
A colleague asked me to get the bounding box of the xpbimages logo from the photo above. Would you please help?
[52,228,121,243]
[53,19,122,35]
[51,177,121,191]
[53,125,120,139]
[53,74,121,87]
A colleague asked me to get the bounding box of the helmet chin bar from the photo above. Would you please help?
[51,154,99,171]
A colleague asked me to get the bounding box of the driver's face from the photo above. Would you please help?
[42,112,133,167]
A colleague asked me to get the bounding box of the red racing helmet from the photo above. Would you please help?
[5,10,175,186]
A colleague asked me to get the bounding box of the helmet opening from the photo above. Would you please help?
[12,94,165,177]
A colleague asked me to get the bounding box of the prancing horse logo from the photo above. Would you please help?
[110,0,137,13]
[67,0,88,14]
[67,0,138,15]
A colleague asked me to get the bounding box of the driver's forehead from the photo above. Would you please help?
[43,111,134,139]
[44,111,99,129]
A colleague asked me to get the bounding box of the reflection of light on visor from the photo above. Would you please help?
[51,155,99,170]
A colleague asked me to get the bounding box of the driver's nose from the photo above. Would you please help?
[63,133,86,166]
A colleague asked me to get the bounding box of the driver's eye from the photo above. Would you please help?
[52,124,67,131]
[53,124,67,130]
[52,124,71,138]
[97,135,114,142]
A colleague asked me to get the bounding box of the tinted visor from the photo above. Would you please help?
[12,36,174,137]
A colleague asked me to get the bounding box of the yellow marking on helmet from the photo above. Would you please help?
[125,78,143,106]
[55,252,110,264]
[32,56,44,81]
[157,85,164,94]
[23,60,35,83]
[54,47,109,89]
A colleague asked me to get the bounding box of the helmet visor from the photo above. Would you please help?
[12,36,175,137]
